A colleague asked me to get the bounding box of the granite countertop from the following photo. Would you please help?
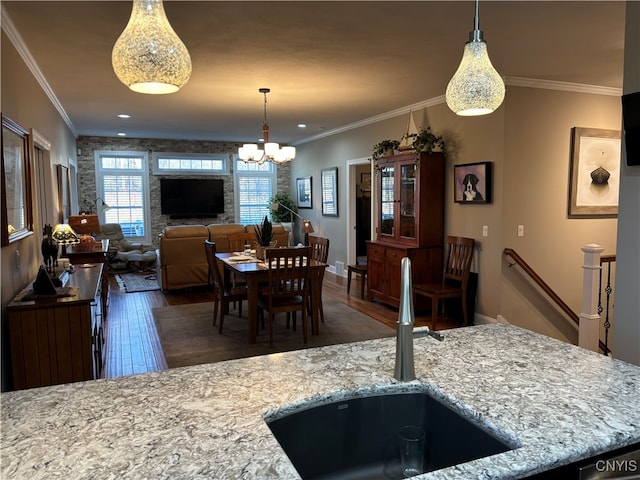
[2,323,639,479]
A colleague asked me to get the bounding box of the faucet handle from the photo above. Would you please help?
[414,326,445,341]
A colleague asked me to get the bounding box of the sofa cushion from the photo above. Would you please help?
[163,224,209,239]
[207,224,246,252]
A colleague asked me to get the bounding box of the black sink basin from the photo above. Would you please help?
[266,391,515,480]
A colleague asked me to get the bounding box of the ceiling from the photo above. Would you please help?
[1,1,626,146]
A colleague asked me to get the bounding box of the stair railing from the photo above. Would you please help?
[503,247,609,354]
[599,254,616,356]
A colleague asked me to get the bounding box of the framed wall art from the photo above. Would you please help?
[296,176,312,208]
[568,127,621,217]
[360,172,371,196]
[454,162,492,204]
[321,167,338,216]
[57,164,71,223]
[2,114,34,246]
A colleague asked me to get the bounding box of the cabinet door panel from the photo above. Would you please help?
[378,164,395,238]
[399,162,417,240]
[385,248,405,304]
[366,243,385,299]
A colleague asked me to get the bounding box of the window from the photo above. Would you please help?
[152,152,228,175]
[234,158,276,225]
[95,150,150,241]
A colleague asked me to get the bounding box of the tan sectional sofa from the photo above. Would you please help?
[156,223,289,291]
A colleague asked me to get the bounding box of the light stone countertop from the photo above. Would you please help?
[1,323,639,479]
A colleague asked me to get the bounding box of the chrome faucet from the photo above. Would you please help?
[394,257,444,382]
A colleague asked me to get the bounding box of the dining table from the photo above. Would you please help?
[216,251,327,344]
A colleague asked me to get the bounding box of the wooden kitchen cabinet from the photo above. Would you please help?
[8,264,105,390]
[368,151,445,307]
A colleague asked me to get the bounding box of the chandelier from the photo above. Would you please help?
[238,88,296,165]
[445,0,505,116]
[112,0,192,94]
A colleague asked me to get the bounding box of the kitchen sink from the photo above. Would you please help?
[266,391,515,480]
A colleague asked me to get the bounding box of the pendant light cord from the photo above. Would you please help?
[470,0,483,42]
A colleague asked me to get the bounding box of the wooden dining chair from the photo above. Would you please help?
[307,235,329,324]
[227,232,257,253]
[204,240,248,333]
[413,236,475,330]
[257,247,312,347]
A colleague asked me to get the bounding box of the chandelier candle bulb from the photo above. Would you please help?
[238,88,296,165]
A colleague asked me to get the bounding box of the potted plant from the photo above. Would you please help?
[254,215,274,260]
[371,139,400,161]
[411,127,445,156]
[268,192,297,223]
[269,192,297,245]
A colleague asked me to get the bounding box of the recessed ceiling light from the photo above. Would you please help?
[298,123,307,128]
[117,114,131,118]
[117,132,126,136]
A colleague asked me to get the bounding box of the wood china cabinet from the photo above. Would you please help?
[367,151,445,308]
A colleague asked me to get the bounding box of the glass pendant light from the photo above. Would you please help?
[445,0,505,116]
[112,0,192,94]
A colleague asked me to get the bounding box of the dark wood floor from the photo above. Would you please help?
[103,271,463,379]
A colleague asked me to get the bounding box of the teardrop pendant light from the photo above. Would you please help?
[445,0,505,116]
[112,0,192,94]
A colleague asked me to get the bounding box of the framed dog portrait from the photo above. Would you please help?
[568,127,620,217]
[454,162,492,204]
[296,176,312,209]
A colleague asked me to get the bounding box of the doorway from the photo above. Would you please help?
[346,158,373,267]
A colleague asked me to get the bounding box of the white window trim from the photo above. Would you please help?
[233,155,277,225]
[152,152,230,175]
[94,150,151,243]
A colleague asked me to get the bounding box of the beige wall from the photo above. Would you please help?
[1,33,77,304]
[501,88,620,341]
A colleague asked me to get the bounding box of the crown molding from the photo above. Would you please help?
[296,78,622,146]
[294,96,446,145]
[504,76,622,96]
[1,6,78,138]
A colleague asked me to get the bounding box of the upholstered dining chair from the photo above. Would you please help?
[413,236,475,330]
[204,240,248,333]
[257,246,312,347]
[307,235,329,324]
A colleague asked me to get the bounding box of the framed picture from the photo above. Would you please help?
[568,127,621,217]
[57,164,71,223]
[360,172,371,195]
[296,176,312,208]
[1,114,34,246]
[321,167,338,216]
[454,162,492,204]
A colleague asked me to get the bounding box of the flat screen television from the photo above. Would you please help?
[160,178,225,219]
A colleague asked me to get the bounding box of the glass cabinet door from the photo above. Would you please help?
[379,164,395,236]
[399,162,417,240]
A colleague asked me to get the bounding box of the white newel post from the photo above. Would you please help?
[579,244,604,352]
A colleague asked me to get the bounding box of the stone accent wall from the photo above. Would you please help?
[76,136,291,246]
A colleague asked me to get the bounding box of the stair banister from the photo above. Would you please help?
[580,244,605,352]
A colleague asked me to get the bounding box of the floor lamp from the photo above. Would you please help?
[271,201,314,245]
